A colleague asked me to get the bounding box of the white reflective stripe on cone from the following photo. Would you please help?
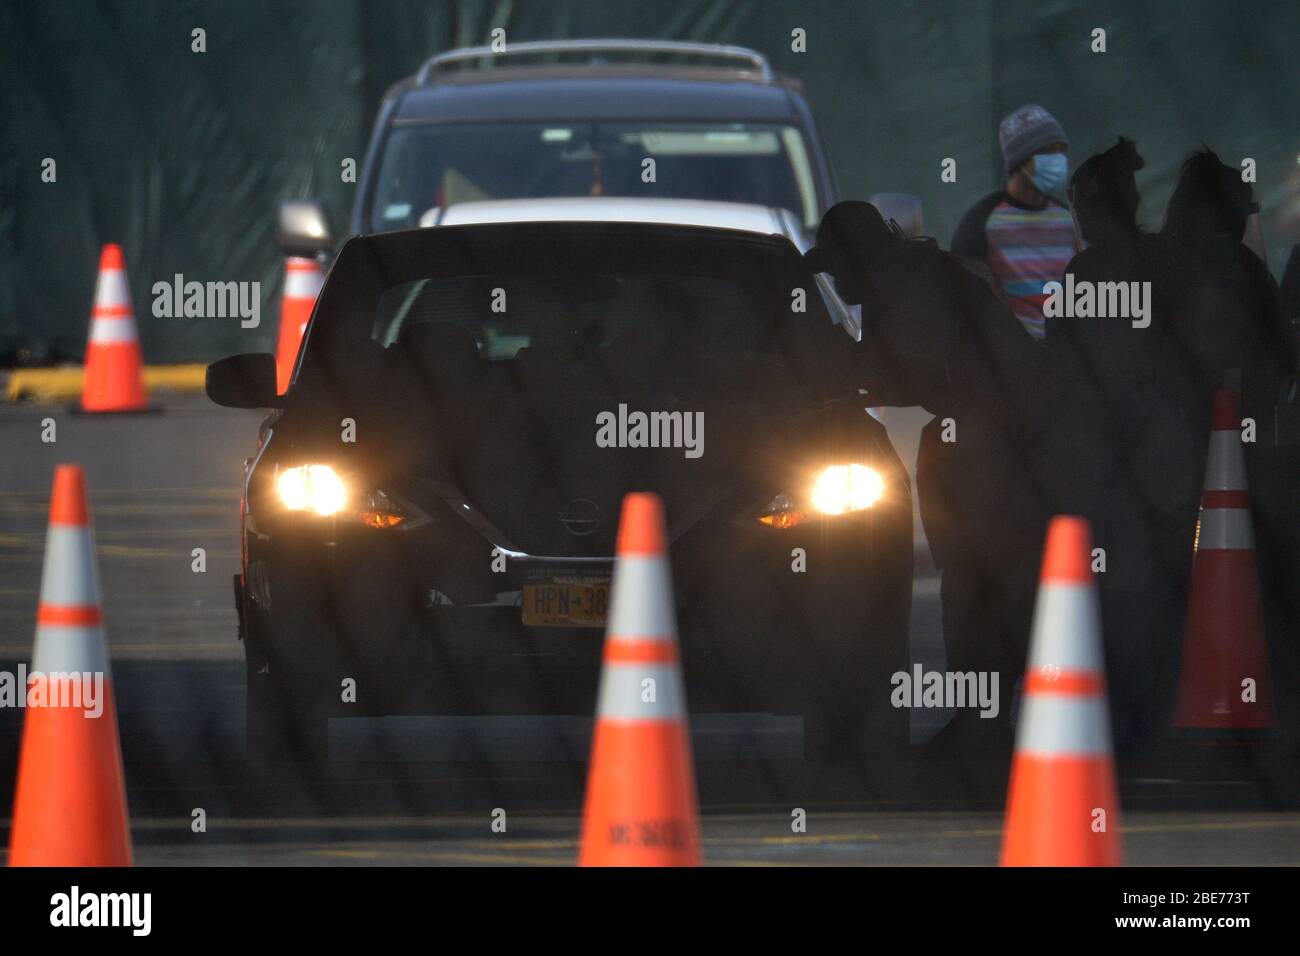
[1197,508,1255,550]
[1203,431,1247,491]
[596,661,688,721]
[90,316,140,344]
[31,624,111,676]
[94,269,132,308]
[284,262,324,299]
[38,527,102,607]
[1025,584,1104,672]
[606,555,677,640]
[1014,695,1112,756]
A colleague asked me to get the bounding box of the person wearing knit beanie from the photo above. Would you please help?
[951,104,1077,341]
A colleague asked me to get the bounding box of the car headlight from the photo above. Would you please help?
[757,463,884,528]
[810,463,884,515]
[277,464,348,516]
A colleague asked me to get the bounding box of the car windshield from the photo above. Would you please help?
[368,121,820,232]
[372,272,800,379]
[293,224,859,416]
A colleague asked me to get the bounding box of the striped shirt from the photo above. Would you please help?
[951,191,1079,341]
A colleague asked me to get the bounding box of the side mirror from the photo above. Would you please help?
[869,193,925,239]
[206,353,282,408]
[278,199,333,258]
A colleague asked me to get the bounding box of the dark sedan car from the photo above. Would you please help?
[208,221,912,768]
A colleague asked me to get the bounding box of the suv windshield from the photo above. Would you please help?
[368,121,819,232]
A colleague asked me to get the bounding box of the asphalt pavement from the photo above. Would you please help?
[0,393,1296,865]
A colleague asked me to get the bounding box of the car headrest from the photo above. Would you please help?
[397,321,480,378]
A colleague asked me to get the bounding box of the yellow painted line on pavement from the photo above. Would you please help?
[0,504,234,518]
[86,504,235,516]
[706,816,1300,848]
[0,540,236,559]
[5,364,208,403]
[142,365,210,391]
[122,815,573,832]
[1120,818,1300,835]
[102,529,235,538]
[0,648,241,663]
[2,487,237,498]
[706,828,998,847]
[4,367,83,402]
[95,545,186,558]
[310,847,571,866]
[311,849,384,860]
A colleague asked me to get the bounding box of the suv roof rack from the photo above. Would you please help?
[416,38,774,85]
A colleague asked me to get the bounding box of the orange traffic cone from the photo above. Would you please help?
[8,465,132,866]
[1001,516,1122,867]
[274,256,323,393]
[1174,389,1276,728]
[578,493,700,866]
[81,244,149,413]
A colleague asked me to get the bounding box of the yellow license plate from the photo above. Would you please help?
[522,580,610,628]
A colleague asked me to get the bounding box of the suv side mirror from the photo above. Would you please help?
[278,199,333,258]
[869,193,925,239]
[206,353,282,408]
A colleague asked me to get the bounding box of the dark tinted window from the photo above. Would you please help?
[373,273,783,361]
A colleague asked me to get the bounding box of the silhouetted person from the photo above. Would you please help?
[1161,150,1294,399]
[1046,138,1211,756]
[807,201,1058,792]
[1163,150,1299,739]
[951,104,1079,341]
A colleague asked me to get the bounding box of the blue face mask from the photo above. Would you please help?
[1029,152,1068,194]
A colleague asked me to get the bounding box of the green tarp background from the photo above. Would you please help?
[2,0,1296,362]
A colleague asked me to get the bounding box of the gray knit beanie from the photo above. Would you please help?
[999,104,1069,173]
